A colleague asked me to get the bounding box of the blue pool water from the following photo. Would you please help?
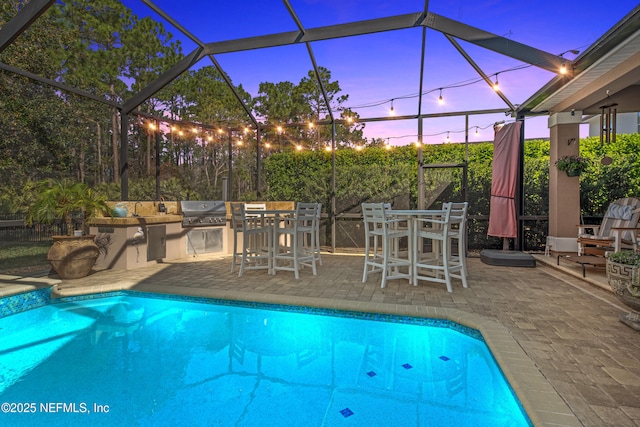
[0,291,531,426]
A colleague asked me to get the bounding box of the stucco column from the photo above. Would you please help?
[548,112,582,240]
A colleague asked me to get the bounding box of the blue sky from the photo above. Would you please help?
[124,0,639,145]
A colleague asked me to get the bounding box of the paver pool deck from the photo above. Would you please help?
[2,253,639,426]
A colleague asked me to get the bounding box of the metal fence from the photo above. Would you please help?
[318,214,552,254]
[1,211,592,254]
[0,214,80,243]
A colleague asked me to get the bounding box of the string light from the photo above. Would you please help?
[296,144,303,151]
[324,145,332,152]
[389,99,395,116]
[474,127,479,136]
[438,89,444,105]
[445,132,450,143]
[265,142,272,149]
[308,122,314,129]
[558,49,579,75]
[560,63,567,75]
[217,128,224,134]
[493,73,500,91]
[277,126,283,133]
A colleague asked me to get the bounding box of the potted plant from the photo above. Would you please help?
[555,155,589,177]
[27,179,111,279]
[606,250,640,330]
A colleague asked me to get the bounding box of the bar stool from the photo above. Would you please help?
[298,202,322,266]
[230,203,273,276]
[273,203,317,279]
[412,203,465,292]
[361,203,411,288]
[443,201,469,284]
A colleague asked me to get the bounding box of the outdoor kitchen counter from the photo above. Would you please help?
[89,208,187,271]
[88,214,182,226]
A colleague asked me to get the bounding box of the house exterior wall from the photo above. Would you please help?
[587,112,639,136]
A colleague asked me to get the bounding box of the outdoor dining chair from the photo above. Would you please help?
[412,203,466,292]
[230,203,273,277]
[361,202,411,288]
[443,201,469,282]
[244,202,267,218]
[297,202,323,266]
[273,203,318,279]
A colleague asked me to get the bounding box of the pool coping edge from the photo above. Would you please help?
[51,283,581,426]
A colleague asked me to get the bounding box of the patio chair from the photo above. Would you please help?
[577,197,640,256]
[298,202,322,265]
[361,203,411,288]
[230,203,273,276]
[244,202,266,217]
[443,201,469,281]
[412,203,466,292]
[273,203,318,279]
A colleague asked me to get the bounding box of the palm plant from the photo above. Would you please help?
[27,179,110,236]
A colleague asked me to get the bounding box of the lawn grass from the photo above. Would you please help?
[0,241,51,273]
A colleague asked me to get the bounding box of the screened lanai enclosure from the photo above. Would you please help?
[1,1,639,252]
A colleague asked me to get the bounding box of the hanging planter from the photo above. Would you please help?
[555,155,589,177]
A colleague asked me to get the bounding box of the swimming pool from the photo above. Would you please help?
[0,290,531,426]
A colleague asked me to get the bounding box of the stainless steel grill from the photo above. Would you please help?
[180,201,227,227]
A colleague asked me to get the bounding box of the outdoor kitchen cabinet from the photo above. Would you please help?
[89,215,186,270]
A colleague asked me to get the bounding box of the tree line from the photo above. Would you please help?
[0,0,365,203]
[1,0,638,233]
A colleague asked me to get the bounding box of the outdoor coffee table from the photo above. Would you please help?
[557,254,606,278]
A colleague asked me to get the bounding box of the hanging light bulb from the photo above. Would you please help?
[355,145,363,151]
[389,99,395,116]
[324,145,332,152]
[445,132,450,143]
[207,135,213,142]
[560,63,567,75]
[217,128,224,134]
[148,122,156,131]
[438,89,444,105]
[296,144,303,151]
[493,74,500,91]
[265,142,272,149]
[277,126,283,134]
[474,127,479,136]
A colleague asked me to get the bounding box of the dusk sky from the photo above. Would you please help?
[124,0,639,145]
